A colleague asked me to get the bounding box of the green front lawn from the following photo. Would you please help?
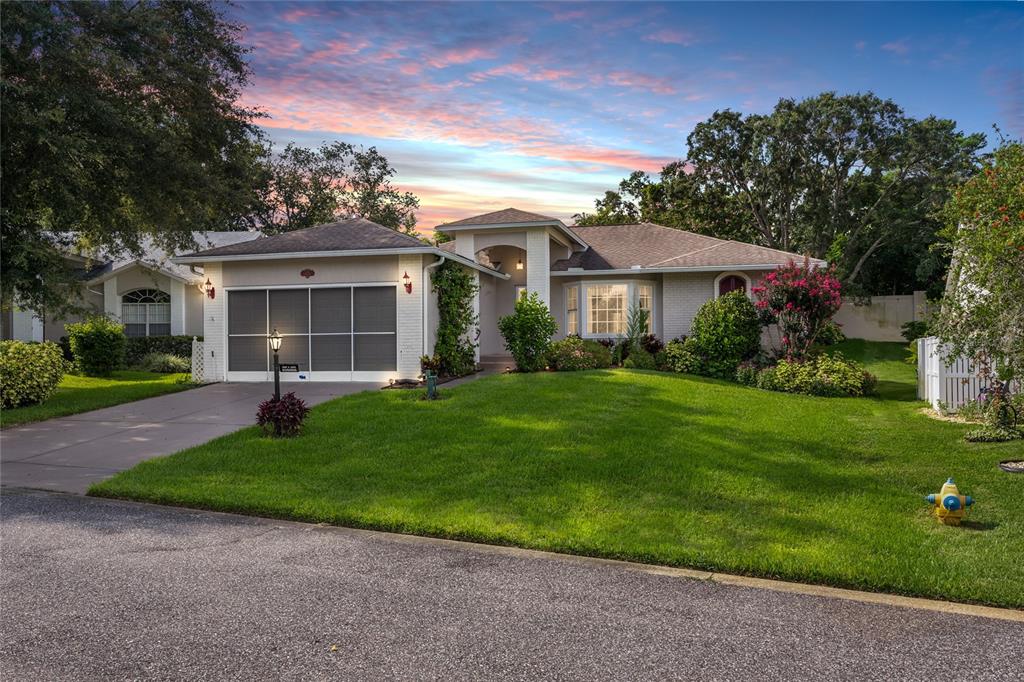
[90,343,1024,607]
[2,371,196,428]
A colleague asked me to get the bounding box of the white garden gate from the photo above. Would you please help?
[916,336,1018,412]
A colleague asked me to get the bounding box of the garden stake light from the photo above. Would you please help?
[925,478,974,526]
[425,370,438,400]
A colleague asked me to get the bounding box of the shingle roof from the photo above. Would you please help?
[553,223,819,271]
[439,208,561,228]
[83,231,261,282]
[181,217,423,258]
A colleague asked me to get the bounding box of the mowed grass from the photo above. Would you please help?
[2,371,195,428]
[90,342,1024,607]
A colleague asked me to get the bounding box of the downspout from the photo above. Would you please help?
[422,256,446,359]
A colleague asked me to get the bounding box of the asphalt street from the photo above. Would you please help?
[1,490,1021,680]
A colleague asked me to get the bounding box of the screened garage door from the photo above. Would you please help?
[226,286,397,380]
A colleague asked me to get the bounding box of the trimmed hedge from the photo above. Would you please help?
[686,291,762,378]
[126,335,200,366]
[67,316,126,377]
[498,292,557,372]
[1,340,69,408]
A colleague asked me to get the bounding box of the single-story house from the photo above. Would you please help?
[1,232,261,343]
[167,208,822,383]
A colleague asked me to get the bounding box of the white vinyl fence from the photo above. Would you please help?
[834,291,933,342]
[191,336,205,384]
[916,336,1019,412]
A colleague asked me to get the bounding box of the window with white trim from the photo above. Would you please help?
[637,283,653,333]
[121,289,171,337]
[565,286,579,335]
[587,284,628,336]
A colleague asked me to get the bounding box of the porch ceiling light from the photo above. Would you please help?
[268,328,283,352]
[515,258,524,270]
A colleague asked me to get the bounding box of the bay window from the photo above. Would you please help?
[577,281,655,338]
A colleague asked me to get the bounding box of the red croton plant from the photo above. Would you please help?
[752,258,843,360]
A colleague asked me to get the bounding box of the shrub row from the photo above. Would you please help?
[124,335,199,366]
[0,340,69,408]
[737,353,876,397]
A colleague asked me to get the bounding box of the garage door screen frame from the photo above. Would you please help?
[225,284,398,382]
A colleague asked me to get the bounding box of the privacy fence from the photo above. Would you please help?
[916,336,1019,412]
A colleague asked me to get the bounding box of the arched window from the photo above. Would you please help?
[121,288,171,337]
[714,272,750,299]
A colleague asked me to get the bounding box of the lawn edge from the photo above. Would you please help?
[0,380,203,430]
[80,486,1024,619]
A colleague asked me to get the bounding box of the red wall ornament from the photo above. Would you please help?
[300,269,315,279]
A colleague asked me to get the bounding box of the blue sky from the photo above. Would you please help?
[228,1,1024,231]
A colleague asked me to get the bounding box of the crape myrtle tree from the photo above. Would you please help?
[1,1,268,315]
[752,259,844,361]
[932,140,1024,381]
[574,92,985,297]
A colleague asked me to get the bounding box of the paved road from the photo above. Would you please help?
[0,381,380,493]
[2,491,1020,680]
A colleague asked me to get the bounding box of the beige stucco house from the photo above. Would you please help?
[168,208,821,384]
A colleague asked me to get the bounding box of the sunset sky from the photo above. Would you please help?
[228,1,1024,234]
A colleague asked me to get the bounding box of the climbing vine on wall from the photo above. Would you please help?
[428,260,479,377]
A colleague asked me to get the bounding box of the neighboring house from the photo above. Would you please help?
[172,208,822,384]
[1,232,261,343]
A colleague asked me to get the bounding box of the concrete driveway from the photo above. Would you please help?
[1,490,1020,680]
[0,381,380,493]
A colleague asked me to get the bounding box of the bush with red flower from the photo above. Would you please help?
[752,258,843,360]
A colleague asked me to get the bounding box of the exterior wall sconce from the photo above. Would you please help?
[402,270,413,294]
[515,258,524,270]
[203,278,216,299]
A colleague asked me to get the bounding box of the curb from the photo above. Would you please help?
[6,486,1023,623]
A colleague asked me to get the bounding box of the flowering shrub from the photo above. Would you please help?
[752,258,843,360]
[0,340,69,408]
[545,336,612,371]
[755,353,875,397]
[256,392,311,437]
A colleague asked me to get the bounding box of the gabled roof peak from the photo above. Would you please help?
[437,207,562,229]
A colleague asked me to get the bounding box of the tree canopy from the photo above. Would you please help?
[247,142,420,236]
[1,1,267,313]
[1,1,423,313]
[575,92,985,296]
[932,140,1024,380]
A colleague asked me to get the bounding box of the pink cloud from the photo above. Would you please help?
[426,46,496,69]
[607,70,676,95]
[643,29,698,46]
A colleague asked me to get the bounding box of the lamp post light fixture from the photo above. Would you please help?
[268,328,283,401]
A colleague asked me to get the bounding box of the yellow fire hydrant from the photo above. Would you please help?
[925,478,974,526]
